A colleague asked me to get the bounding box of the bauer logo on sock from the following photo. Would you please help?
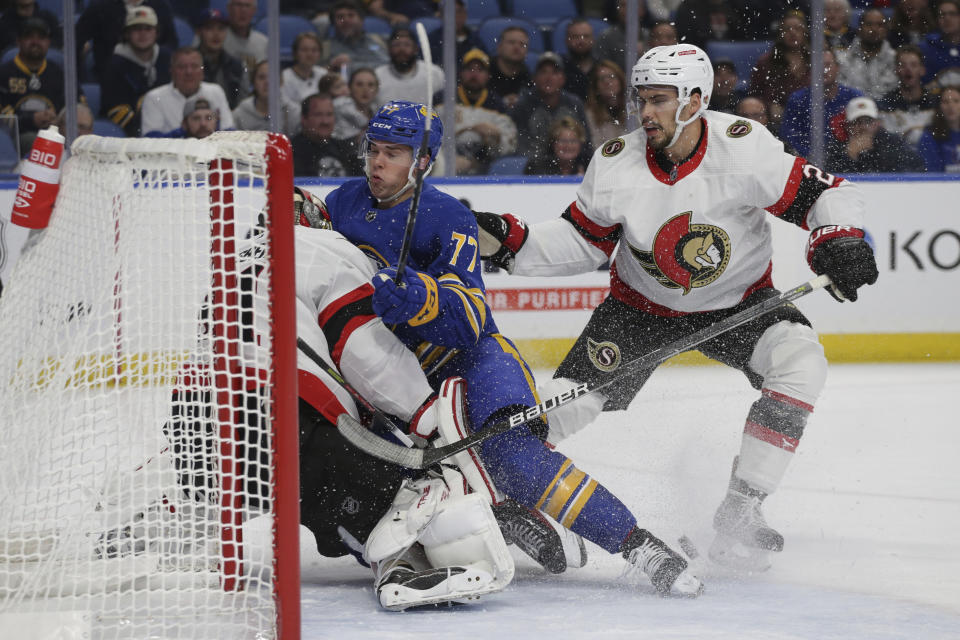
[587,337,621,372]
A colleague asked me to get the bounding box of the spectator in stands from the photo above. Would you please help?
[595,0,654,67]
[489,26,532,109]
[511,51,591,163]
[749,10,811,124]
[427,0,483,67]
[0,18,67,150]
[920,0,960,88]
[76,0,176,83]
[826,96,925,173]
[710,58,746,114]
[443,48,517,175]
[916,84,960,171]
[282,32,329,106]
[141,46,235,135]
[223,0,267,76]
[674,0,750,49]
[318,73,349,97]
[836,8,898,101]
[585,58,628,148]
[889,0,936,50]
[823,0,855,50]
[325,0,390,74]
[562,18,599,101]
[0,0,61,53]
[101,5,172,136]
[366,0,437,26]
[524,115,591,176]
[233,60,299,134]
[179,95,220,138]
[291,92,363,176]
[333,66,380,141]
[646,20,678,49]
[56,102,94,137]
[375,26,443,104]
[877,45,936,147]
[735,95,796,152]
[781,48,862,157]
[644,0,683,23]
[195,9,247,110]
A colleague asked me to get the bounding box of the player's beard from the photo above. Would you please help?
[644,124,673,150]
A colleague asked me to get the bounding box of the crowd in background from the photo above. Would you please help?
[0,0,958,175]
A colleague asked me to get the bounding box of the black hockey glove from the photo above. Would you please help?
[473,210,529,273]
[806,225,878,302]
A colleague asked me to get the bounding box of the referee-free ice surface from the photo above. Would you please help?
[298,363,960,639]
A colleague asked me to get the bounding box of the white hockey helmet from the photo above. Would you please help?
[631,44,713,146]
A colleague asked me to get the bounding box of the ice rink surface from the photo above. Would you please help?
[298,362,960,639]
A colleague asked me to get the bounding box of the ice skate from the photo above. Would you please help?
[493,499,587,573]
[709,457,784,572]
[621,527,704,597]
[376,563,495,611]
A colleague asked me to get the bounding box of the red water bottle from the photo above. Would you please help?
[10,125,65,229]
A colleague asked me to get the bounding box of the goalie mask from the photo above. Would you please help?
[631,44,713,148]
[362,100,443,204]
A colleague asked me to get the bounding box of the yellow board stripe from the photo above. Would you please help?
[542,466,587,520]
[536,459,572,510]
[561,478,598,528]
[510,333,960,369]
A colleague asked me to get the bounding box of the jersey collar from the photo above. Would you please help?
[645,118,708,185]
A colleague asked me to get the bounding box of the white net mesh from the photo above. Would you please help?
[0,132,295,639]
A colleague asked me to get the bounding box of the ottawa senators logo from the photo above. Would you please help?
[726,120,752,138]
[601,138,625,157]
[628,212,731,294]
[587,337,621,372]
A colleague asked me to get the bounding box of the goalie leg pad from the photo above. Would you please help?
[363,477,449,565]
[420,492,515,592]
[433,376,505,504]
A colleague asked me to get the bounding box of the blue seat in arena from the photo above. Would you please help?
[362,15,392,37]
[705,40,771,89]
[254,14,317,61]
[551,16,611,57]
[92,119,125,138]
[477,16,542,54]
[81,82,100,116]
[487,155,528,175]
[466,0,502,27]
[173,16,195,47]
[0,129,20,171]
[512,0,577,27]
[524,50,538,74]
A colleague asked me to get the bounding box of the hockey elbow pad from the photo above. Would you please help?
[806,226,878,302]
[473,211,528,273]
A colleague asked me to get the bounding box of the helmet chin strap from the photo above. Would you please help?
[668,94,701,149]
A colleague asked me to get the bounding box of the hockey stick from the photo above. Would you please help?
[296,337,415,448]
[393,22,435,284]
[337,274,833,469]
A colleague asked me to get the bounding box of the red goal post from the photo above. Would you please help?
[0,131,299,639]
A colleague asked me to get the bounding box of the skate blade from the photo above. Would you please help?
[379,568,497,611]
[707,533,772,574]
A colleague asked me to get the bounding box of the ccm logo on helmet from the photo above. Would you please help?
[679,49,698,55]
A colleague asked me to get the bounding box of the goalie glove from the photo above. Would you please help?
[372,267,439,325]
[473,211,528,273]
[407,394,439,444]
[806,225,878,302]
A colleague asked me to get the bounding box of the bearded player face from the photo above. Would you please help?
[635,85,697,150]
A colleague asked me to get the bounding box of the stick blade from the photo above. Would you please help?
[336,413,426,468]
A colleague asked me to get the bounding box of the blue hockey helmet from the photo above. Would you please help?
[365,100,444,164]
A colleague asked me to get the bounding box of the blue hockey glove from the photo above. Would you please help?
[372,267,439,325]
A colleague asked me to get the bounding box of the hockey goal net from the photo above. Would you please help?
[0,132,299,639]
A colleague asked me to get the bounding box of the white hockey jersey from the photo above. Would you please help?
[514,110,866,314]
[259,226,435,423]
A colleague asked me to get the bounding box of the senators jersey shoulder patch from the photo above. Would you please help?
[601,138,625,157]
[725,120,752,138]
